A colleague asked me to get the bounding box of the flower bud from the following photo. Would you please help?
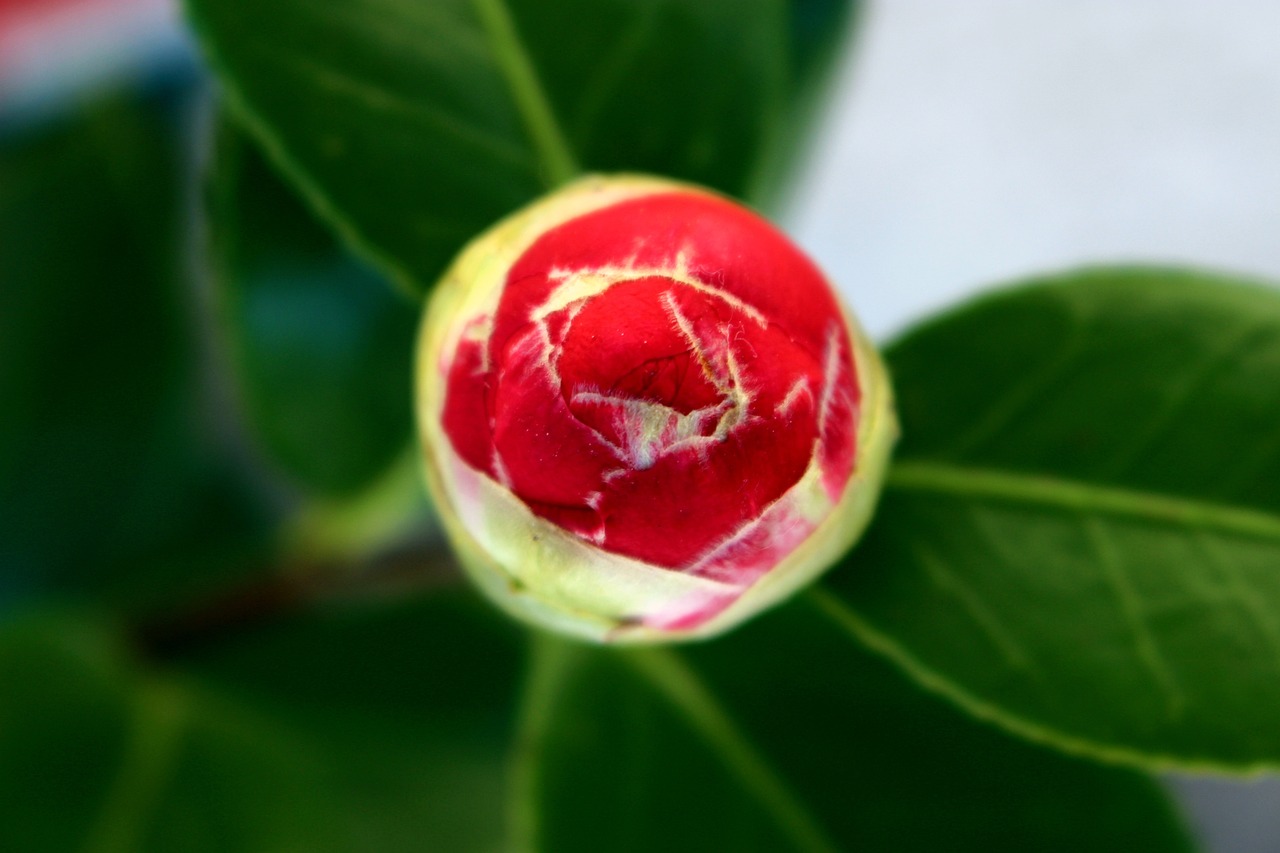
[416,176,895,643]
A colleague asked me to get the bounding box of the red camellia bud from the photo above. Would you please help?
[417,176,895,642]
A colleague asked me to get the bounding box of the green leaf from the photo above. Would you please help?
[0,589,523,852]
[184,0,855,293]
[0,95,272,614]
[0,618,134,852]
[821,267,1280,771]
[514,598,1192,852]
[0,614,343,853]
[211,123,418,497]
[182,589,525,852]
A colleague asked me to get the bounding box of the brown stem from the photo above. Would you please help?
[135,535,461,661]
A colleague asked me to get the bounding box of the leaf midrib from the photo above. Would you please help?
[625,648,839,853]
[470,0,580,188]
[887,459,1280,542]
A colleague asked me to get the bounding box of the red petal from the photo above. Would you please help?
[441,188,862,575]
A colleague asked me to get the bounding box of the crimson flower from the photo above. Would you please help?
[417,176,895,642]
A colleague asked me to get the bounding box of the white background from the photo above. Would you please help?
[791,1,1280,339]
[787,4,1280,851]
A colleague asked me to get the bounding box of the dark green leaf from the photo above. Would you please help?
[0,617,135,852]
[0,614,343,853]
[212,123,418,496]
[514,597,1192,852]
[0,589,522,852]
[823,267,1280,770]
[0,95,272,615]
[184,588,524,852]
[184,0,855,293]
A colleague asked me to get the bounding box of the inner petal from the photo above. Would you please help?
[555,276,725,416]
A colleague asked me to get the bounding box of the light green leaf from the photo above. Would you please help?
[822,267,1280,771]
[211,123,418,497]
[184,0,856,293]
[514,598,1193,852]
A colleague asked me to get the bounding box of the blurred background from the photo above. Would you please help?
[790,2,1280,341]
[3,0,1279,850]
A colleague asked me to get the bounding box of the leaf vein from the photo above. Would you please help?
[1192,531,1280,672]
[625,648,839,853]
[1079,515,1186,719]
[940,306,1089,457]
[285,0,490,62]
[887,460,1280,543]
[908,538,1036,674]
[470,0,579,187]
[1098,321,1276,478]
[257,44,536,170]
[569,4,662,151]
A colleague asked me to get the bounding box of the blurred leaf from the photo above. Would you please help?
[211,123,418,497]
[822,268,1280,771]
[0,589,522,852]
[0,618,135,852]
[0,95,273,615]
[515,598,1193,852]
[0,614,343,853]
[755,0,862,211]
[184,0,856,293]
[787,0,858,86]
[184,588,524,852]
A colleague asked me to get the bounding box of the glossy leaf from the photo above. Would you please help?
[0,94,272,615]
[211,123,418,496]
[822,268,1280,770]
[0,589,522,852]
[514,597,1193,852]
[184,0,856,293]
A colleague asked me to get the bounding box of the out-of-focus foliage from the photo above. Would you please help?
[0,591,522,852]
[0,93,272,615]
[211,124,418,497]
[516,598,1192,852]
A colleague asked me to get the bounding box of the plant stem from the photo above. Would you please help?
[134,535,461,661]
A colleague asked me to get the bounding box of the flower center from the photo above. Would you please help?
[550,275,755,472]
